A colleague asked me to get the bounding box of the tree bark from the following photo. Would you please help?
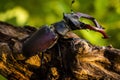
[0,21,120,80]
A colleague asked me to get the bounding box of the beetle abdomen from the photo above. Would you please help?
[22,26,57,58]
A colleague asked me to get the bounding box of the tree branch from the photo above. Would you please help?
[0,21,120,80]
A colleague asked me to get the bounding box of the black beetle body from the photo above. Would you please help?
[22,26,58,57]
[22,12,108,58]
[22,21,70,58]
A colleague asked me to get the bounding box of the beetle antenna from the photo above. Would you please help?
[70,0,75,12]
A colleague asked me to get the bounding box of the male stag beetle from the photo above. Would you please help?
[22,12,108,60]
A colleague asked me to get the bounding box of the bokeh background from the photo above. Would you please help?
[0,0,120,49]
[0,0,120,79]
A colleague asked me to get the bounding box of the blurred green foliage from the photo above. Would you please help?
[0,0,120,49]
[0,0,120,79]
[0,75,7,80]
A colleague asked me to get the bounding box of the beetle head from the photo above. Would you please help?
[63,12,84,30]
[63,12,109,38]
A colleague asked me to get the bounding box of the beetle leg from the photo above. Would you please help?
[57,43,63,67]
[57,43,67,77]
[38,52,44,65]
[76,12,102,29]
[57,43,61,61]
[41,52,44,64]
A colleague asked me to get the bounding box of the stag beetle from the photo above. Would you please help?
[22,12,108,59]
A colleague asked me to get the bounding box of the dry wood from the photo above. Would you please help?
[0,21,120,80]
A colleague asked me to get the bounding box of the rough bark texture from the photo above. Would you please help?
[0,21,120,80]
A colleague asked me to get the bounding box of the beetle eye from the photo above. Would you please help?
[72,14,79,19]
